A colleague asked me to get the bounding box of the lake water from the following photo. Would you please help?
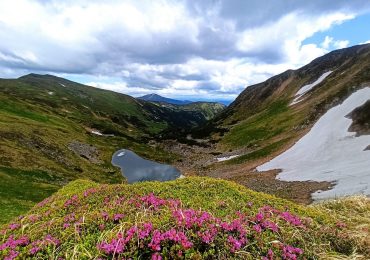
[112,149,181,183]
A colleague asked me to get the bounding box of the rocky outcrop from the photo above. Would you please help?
[348,100,370,136]
[68,141,101,164]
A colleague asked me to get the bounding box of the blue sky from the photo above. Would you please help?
[0,0,370,102]
[303,12,370,49]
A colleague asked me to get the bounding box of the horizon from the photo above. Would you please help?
[1,1,370,100]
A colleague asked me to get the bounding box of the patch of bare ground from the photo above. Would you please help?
[225,170,333,204]
[160,138,333,205]
[347,99,370,136]
[365,145,370,151]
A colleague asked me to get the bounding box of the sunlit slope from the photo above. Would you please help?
[201,43,370,166]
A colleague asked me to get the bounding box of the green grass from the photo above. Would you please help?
[222,100,293,148]
[1,177,367,259]
[0,167,61,224]
[0,99,49,123]
[0,75,187,223]
[225,138,291,165]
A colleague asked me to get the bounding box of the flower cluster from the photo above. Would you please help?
[63,194,79,208]
[2,191,315,259]
[94,193,306,259]
[0,234,59,260]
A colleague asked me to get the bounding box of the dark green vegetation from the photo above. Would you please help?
[0,74,225,223]
[195,43,370,166]
[0,167,60,223]
[1,177,368,259]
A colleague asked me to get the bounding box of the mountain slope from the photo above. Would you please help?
[0,74,193,223]
[138,93,192,105]
[201,44,370,165]
[0,73,227,223]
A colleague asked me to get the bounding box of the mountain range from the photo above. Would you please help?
[0,44,369,259]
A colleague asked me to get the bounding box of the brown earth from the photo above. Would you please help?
[160,137,333,205]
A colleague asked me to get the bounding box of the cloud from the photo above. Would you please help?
[0,0,369,100]
[321,36,349,49]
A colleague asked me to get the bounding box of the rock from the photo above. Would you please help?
[68,141,102,164]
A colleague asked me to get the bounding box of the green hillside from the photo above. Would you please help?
[0,74,222,223]
[198,44,370,166]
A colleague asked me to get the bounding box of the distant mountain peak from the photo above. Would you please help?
[137,93,193,105]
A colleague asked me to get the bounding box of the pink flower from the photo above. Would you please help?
[8,223,20,231]
[253,224,262,233]
[282,245,303,259]
[255,212,264,222]
[280,212,303,227]
[228,236,242,252]
[101,212,109,221]
[151,252,162,260]
[113,213,125,222]
[263,220,279,232]
[63,223,70,229]
[139,223,153,239]
[4,250,19,260]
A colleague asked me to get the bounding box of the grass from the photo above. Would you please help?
[0,177,368,259]
[312,196,370,257]
[0,75,186,223]
[221,100,297,150]
[0,167,60,224]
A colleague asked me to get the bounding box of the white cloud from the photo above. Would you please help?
[0,0,367,100]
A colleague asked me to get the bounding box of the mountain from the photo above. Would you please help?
[0,73,225,223]
[201,43,370,153]
[194,43,370,200]
[138,93,193,105]
[1,46,370,259]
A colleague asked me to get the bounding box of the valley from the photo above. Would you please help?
[1,44,370,224]
[0,44,369,260]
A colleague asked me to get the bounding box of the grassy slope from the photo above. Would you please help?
[0,74,227,224]
[0,177,368,259]
[209,44,370,166]
[0,75,182,224]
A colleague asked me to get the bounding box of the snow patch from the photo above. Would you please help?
[216,155,239,162]
[59,83,66,87]
[91,130,103,136]
[290,71,333,105]
[257,87,370,201]
[48,91,54,95]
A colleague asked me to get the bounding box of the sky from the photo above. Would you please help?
[0,0,370,102]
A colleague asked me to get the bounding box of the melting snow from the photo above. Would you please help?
[257,87,370,201]
[290,71,333,105]
[91,130,103,136]
[216,155,239,162]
